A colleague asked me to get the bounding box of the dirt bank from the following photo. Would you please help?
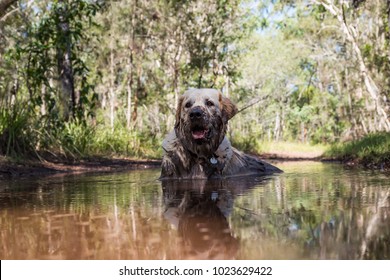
[0,150,327,179]
[7,149,381,179]
[0,156,161,179]
[259,150,324,161]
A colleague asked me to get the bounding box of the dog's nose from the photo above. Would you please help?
[189,107,203,120]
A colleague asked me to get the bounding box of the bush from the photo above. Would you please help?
[92,123,162,159]
[0,105,36,157]
[0,106,163,160]
[325,132,390,163]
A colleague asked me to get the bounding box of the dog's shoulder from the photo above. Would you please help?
[161,130,191,178]
[162,130,178,153]
[214,137,233,159]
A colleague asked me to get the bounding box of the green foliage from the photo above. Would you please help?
[59,119,95,156]
[92,121,163,159]
[2,0,247,161]
[325,132,390,164]
[231,133,264,153]
[0,105,35,157]
[13,0,102,121]
[1,0,390,162]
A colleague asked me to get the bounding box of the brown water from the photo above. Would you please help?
[0,161,389,260]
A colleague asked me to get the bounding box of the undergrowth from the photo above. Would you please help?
[0,104,36,158]
[0,106,162,161]
[324,132,390,164]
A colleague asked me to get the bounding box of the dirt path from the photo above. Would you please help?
[260,150,324,161]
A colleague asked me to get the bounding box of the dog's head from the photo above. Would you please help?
[174,88,237,157]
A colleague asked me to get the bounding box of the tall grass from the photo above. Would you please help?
[36,118,101,159]
[325,132,390,164]
[92,123,162,159]
[0,105,36,158]
[0,105,163,160]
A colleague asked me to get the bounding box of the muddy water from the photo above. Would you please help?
[0,161,389,260]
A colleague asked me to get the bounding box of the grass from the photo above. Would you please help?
[231,133,328,158]
[324,132,390,165]
[0,104,36,158]
[91,124,163,159]
[0,105,163,162]
[259,141,328,155]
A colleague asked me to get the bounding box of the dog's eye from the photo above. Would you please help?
[185,101,192,108]
[206,100,214,107]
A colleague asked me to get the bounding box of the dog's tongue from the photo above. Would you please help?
[192,130,207,139]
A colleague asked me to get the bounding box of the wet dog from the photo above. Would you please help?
[161,88,282,179]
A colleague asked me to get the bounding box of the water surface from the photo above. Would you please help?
[1,161,389,259]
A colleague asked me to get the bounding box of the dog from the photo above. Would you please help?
[161,88,282,179]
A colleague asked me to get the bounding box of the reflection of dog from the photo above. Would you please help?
[161,88,282,179]
[162,180,249,259]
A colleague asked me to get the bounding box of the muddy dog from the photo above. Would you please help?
[161,88,282,179]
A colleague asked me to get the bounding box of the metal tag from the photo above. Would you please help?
[210,157,218,165]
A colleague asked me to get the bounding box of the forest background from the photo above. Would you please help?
[1,0,390,164]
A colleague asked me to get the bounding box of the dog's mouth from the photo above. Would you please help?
[191,126,209,140]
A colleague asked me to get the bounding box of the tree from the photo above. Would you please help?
[17,0,101,122]
[312,0,390,132]
[56,0,76,120]
[0,0,17,18]
[235,0,390,143]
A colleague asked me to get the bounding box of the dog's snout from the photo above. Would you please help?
[189,107,203,120]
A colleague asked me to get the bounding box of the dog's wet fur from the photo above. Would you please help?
[161,88,282,179]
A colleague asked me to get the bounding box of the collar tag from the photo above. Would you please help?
[210,157,218,165]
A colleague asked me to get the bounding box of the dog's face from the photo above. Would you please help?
[174,88,237,157]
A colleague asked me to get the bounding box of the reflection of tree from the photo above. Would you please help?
[232,168,390,260]
[0,171,174,259]
[361,190,390,259]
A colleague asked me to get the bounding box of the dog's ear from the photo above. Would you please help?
[175,95,184,128]
[220,93,238,121]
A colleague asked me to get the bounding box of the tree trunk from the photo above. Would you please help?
[173,42,183,110]
[126,75,132,129]
[385,0,390,122]
[132,69,140,123]
[274,112,280,141]
[387,0,390,57]
[315,0,390,131]
[130,0,139,123]
[131,2,154,124]
[41,84,47,116]
[125,2,137,129]
[56,0,75,121]
[224,75,230,98]
[109,43,115,131]
[300,122,305,143]
[0,0,17,18]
